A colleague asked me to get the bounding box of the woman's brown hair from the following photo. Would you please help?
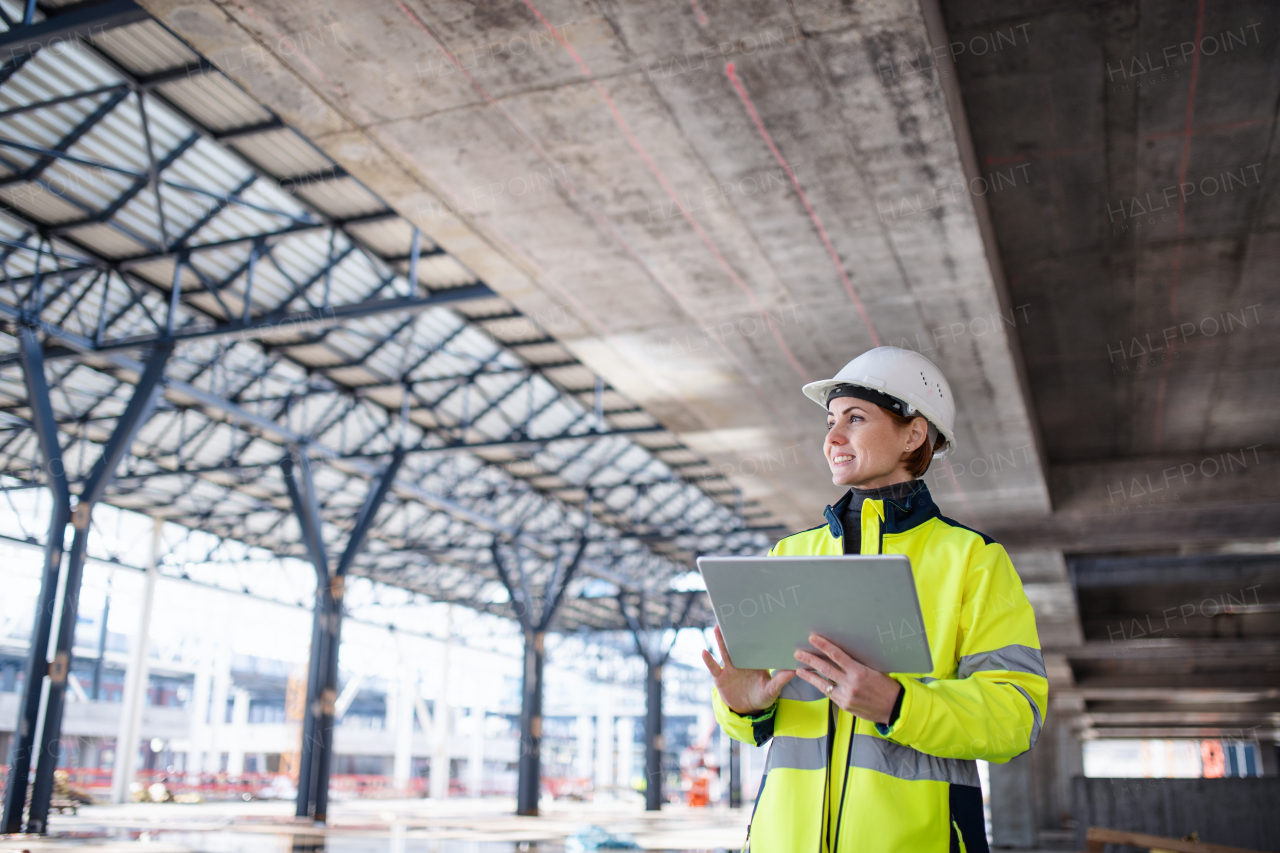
[884,410,947,478]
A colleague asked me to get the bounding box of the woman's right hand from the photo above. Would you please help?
[702,625,796,715]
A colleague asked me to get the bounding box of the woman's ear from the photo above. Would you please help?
[908,417,928,452]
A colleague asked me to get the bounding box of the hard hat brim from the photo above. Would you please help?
[802,378,957,459]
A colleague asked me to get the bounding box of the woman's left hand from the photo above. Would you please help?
[794,634,903,725]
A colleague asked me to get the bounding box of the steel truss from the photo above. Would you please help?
[0,0,780,829]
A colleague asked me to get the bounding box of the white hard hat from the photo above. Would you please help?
[802,346,957,458]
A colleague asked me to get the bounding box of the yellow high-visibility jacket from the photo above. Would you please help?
[713,482,1046,853]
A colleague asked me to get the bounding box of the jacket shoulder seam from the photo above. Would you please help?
[775,523,827,543]
[933,514,996,546]
[771,524,833,553]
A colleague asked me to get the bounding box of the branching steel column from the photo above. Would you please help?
[281,450,330,823]
[2,327,71,834]
[619,592,697,812]
[26,342,171,833]
[284,448,404,823]
[490,536,588,816]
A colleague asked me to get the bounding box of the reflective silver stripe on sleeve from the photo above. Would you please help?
[765,735,827,771]
[780,679,826,701]
[958,644,1046,679]
[852,734,979,786]
[914,676,937,684]
[1008,683,1042,749]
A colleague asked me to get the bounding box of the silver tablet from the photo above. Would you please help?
[697,554,932,674]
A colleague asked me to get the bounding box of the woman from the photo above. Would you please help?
[703,346,1046,853]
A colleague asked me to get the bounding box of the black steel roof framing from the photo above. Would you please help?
[0,27,769,600]
[171,174,256,250]
[47,269,99,331]
[87,39,451,298]
[0,64,429,332]
[0,0,151,54]
[9,87,131,187]
[0,139,192,258]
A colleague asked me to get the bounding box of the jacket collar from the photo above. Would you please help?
[823,480,939,540]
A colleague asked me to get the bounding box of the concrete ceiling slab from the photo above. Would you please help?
[142,0,1050,533]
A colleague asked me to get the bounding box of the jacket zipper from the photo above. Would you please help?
[829,504,885,849]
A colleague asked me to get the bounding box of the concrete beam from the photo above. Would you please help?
[990,500,1280,553]
[988,451,1280,551]
[1065,687,1280,703]
[1066,639,1280,660]
[1087,727,1280,740]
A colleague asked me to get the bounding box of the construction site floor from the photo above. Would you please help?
[0,797,753,852]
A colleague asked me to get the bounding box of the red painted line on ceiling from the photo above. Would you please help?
[1153,0,1206,450]
[725,62,881,348]
[516,0,812,383]
[688,0,709,29]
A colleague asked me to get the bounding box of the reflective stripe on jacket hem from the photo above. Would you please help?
[765,736,827,771]
[852,734,979,786]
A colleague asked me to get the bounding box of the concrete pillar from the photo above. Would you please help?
[728,738,742,808]
[575,713,593,780]
[990,702,1084,848]
[389,671,414,783]
[186,617,218,781]
[430,608,453,801]
[110,518,162,804]
[392,675,415,790]
[226,688,250,777]
[594,691,613,793]
[1259,741,1279,776]
[467,707,485,796]
[207,622,233,774]
[616,716,635,793]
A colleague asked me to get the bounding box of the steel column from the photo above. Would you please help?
[284,448,404,823]
[516,629,544,816]
[1,327,72,834]
[644,659,663,811]
[26,343,170,833]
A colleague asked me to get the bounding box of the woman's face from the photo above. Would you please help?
[824,397,928,488]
